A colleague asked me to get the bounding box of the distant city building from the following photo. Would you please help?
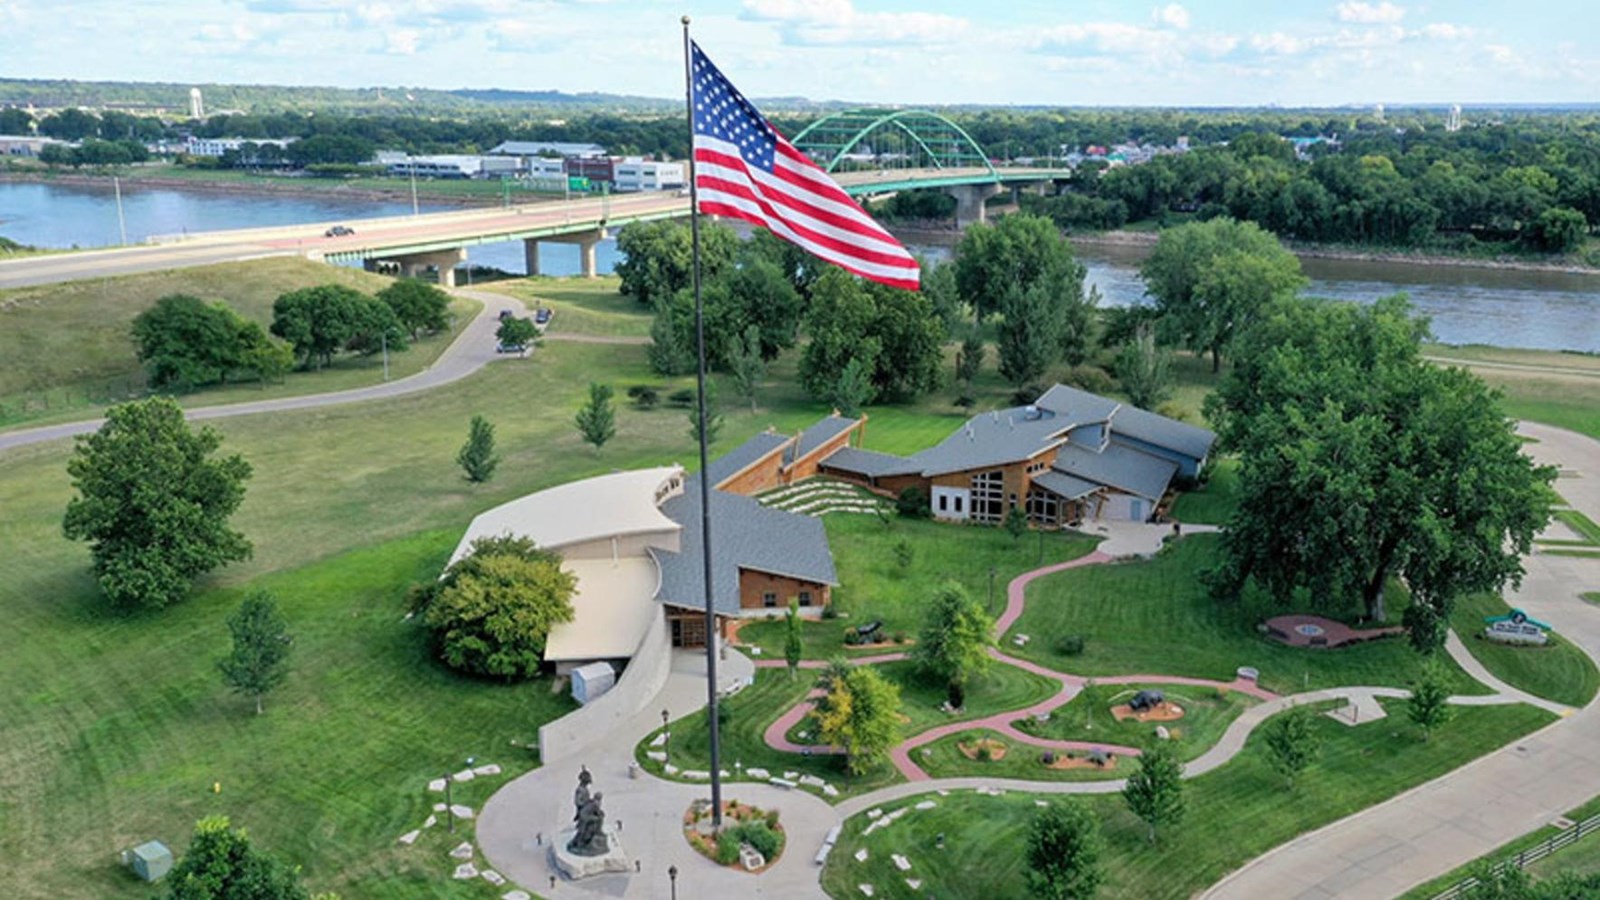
[0,134,66,157]
[387,154,520,179]
[613,158,685,192]
[184,136,296,158]
[488,140,607,159]
[565,156,616,184]
[526,157,566,179]
[1447,104,1463,133]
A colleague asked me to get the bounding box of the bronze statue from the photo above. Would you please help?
[568,791,609,856]
[572,766,593,825]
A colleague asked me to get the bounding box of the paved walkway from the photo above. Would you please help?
[0,286,528,454]
[476,496,1564,900]
[1202,421,1600,900]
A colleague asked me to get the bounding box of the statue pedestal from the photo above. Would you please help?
[550,827,629,880]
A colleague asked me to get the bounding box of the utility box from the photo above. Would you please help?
[125,840,173,882]
[570,661,616,706]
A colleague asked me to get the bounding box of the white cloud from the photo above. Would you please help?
[1154,4,1189,30]
[1335,2,1405,24]
[1250,31,1316,55]
[1416,22,1473,40]
[742,0,967,46]
[383,26,420,53]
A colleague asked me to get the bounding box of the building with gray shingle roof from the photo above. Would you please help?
[653,475,837,616]
[818,384,1214,525]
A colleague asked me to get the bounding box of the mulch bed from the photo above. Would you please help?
[958,738,1009,761]
[1111,702,1186,723]
[1264,614,1405,649]
[682,800,786,874]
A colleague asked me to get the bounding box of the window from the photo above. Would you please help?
[969,470,1004,523]
[763,591,778,608]
[955,496,964,513]
[1027,488,1060,526]
[938,494,948,512]
[798,591,813,607]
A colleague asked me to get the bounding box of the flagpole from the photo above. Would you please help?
[682,13,724,831]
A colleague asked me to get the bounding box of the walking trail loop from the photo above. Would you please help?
[480,432,1594,900]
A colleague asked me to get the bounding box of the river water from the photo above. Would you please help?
[2,181,1596,352]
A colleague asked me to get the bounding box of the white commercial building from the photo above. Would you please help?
[612,158,685,192]
[184,136,296,158]
[387,154,519,180]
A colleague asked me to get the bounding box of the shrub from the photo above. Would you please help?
[894,538,914,571]
[714,830,742,865]
[820,605,839,620]
[954,394,976,410]
[892,631,907,644]
[1041,751,1056,765]
[1063,364,1116,395]
[976,742,992,762]
[718,821,782,863]
[1059,634,1086,656]
[843,627,859,646]
[668,388,695,407]
[896,486,932,519]
[627,385,661,409]
[765,808,781,830]
[1011,384,1045,406]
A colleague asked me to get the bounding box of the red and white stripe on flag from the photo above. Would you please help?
[689,41,919,290]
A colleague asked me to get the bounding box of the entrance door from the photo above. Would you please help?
[670,615,707,648]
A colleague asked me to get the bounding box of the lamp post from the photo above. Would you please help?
[409,163,419,216]
[444,772,454,834]
[661,708,670,761]
[668,865,678,900]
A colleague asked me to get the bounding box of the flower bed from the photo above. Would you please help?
[682,799,787,873]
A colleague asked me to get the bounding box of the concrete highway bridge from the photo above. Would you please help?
[0,109,1066,289]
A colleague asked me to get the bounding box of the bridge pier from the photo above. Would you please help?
[947,183,1003,228]
[531,228,609,278]
[382,248,466,287]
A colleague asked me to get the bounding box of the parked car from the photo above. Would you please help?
[534,307,553,325]
[498,309,514,321]
[325,225,355,237]
[496,342,527,354]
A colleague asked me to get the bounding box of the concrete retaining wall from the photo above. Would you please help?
[538,607,672,764]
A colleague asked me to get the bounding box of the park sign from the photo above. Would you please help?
[1484,608,1551,646]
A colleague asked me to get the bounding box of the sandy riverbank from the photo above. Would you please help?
[1068,228,1600,276]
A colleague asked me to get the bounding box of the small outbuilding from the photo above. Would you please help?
[124,840,173,882]
[570,661,618,705]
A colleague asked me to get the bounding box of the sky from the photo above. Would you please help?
[2,0,1595,107]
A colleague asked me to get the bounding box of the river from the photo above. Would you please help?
[2,181,1596,352]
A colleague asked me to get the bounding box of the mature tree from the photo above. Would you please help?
[955,328,985,386]
[1122,739,1185,844]
[411,535,577,680]
[376,279,451,339]
[800,268,944,404]
[920,259,965,335]
[647,297,695,376]
[496,316,539,350]
[269,284,367,370]
[167,815,309,900]
[1408,661,1453,741]
[1262,705,1321,788]
[1204,296,1555,638]
[1115,323,1173,410]
[784,598,803,680]
[915,582,993,709]
[574,382,616,452]
[0,107,34,135]
[343,294,409,357]
[217,591,293,715]
[63,398,252,609]
[687,377,723,447]
[814,662,902,775]
[1026,799,1105,900]
[1141,217,1306,371]
[456,415,500,483]
[954,213,1079,324]
[1525,207,1588,253]
[831,357,873,419]
[727,325,767,413]
[237,322,296,385]
[614,219,736,307]
[994,253,1089,388]
[132,294,252,388]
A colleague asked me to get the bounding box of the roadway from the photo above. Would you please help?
[0,167,1062,289]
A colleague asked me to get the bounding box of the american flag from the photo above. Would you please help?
[689,41,920,291]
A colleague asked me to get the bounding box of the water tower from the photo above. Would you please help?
[1446,104,1462,133]
[189,87,204,120]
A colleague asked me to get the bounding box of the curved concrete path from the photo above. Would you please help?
[0,285,547,454]
[1203,421,1600,900]
[476,502,1561,900]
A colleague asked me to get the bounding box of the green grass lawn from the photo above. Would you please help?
[1007,536,1487,697]
[734,515,1099,661]
[0,257,477,430]
[823,700,1556,900]
[634,668,904,801]
[1169,458,1238,525]
[1014,681,1258,761]
[0,529,574,899]
[777,659,1060,744]
[1551,508,1600,545]
[481,276,653,339]
[1448,592,1600,708]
